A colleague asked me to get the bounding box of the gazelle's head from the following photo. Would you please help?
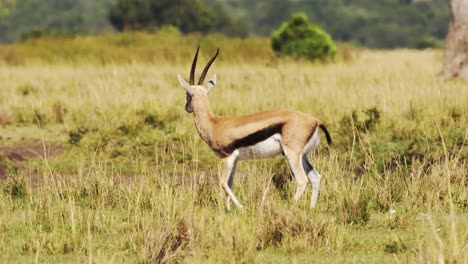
[177,47,219,113]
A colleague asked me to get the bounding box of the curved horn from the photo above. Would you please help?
[198,48,219,85]
[190,46,200,85]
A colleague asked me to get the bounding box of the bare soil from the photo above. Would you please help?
[0,140,65,180]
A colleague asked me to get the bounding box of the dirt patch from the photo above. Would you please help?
[0,141,65,179]
[3,141,64,161]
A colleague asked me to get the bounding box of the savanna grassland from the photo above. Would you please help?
[0,33,467,263]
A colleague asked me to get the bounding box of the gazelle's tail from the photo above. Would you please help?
[319,124,332,145]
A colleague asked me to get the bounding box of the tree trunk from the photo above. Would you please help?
[441,0,468,80]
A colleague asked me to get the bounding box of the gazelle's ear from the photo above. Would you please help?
[206,74,217,93]
[178,74,192,94]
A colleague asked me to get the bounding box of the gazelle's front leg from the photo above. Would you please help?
[225,159,237,211]
[220,150,242,210]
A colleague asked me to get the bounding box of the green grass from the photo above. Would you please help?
[0,33,467,263]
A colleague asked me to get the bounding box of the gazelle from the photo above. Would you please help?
[177,47,332,210]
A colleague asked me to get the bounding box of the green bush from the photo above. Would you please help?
[271,13,336,61]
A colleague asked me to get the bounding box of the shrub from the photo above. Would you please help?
[271,13,336,61]
[3,174,29,199]
[339,107,382,138]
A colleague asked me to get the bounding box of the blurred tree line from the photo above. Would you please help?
[210,0,449,49]
[108,0,248,37]
[0,0,116,42]
[0,0,449,49]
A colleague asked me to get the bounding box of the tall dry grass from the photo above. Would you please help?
[0,34,466,263]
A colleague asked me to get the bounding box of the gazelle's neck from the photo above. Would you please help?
[192,95,215,144]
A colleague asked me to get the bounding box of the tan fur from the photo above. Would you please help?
[178,50,329,210]
[190,89,321,157]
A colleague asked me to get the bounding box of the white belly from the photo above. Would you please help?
[237,134,282,160]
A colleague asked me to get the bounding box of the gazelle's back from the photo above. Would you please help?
[210,110,321,158]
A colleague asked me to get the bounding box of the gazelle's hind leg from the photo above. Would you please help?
[301,126,321,208]
[283,146,309,202]
[302,156,321,208]
[220,151,243,210]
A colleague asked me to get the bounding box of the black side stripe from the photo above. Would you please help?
[224,123,284,154]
